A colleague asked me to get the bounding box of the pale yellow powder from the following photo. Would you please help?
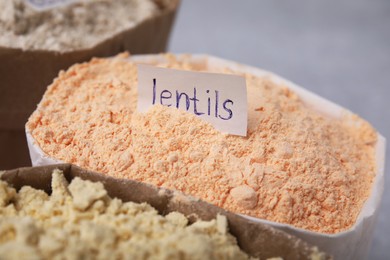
[27,54,377,234]
[0,170,253,259]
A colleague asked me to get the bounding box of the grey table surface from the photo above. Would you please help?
[169,1,390,259]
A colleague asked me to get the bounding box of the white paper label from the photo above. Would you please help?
[24,0,77,11]
[137,65,248,136]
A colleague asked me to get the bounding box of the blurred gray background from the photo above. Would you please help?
[169,1,389,259]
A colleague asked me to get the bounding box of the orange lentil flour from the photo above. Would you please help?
[27,54,377,234]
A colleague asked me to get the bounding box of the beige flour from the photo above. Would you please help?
[27,54,377,234]
[0,170,255,259]
[0,0,158,51]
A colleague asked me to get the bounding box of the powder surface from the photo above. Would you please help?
[0,170,253,259]
[0,0,158,51]
[27,54,378,234]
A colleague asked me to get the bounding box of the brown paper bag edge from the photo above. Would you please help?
[1,164,330,260]
[0,0,180,130]
[0,0,180,55]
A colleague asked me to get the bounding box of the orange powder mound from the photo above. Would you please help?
[27,54,377,234]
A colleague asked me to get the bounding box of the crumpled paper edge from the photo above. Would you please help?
[26,129,63,165]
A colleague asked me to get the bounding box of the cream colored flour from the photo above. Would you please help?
[0,170,253,259]
[27,54,378,234]
[0,0,158,51]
